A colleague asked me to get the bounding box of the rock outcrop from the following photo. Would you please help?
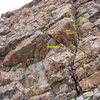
[0,0,100,100]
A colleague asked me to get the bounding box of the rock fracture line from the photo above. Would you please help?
[44,0,89,96]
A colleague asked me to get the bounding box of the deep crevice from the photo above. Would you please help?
[67,0,83,96]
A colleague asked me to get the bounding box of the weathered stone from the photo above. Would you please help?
[79,71,100,90]
[28,84,51,97]
[25,74,36,88]
[98,85,100,90]
[29,92,53,100]
[49,73,64,84]
[80,22,94,33]
[94,88,99,94]
[50,17,77,50]
[0,71,12,85]
[2,97,10,100]
[11,91,24,100]
[3,32,50,67]
[76,95,84,100]
[35,11,46,27]
[75,36,100,63]
[94,18,100,26]
[0,82,16,99]
[16,82,24,92]
[0,0,100,99]
[55,93,68,100]
[83,91,94,98]
[3,82,16,92]
[53,82,69,95]
[0,26,10,35]
[75,67,85,81]
[92,92,100,100]
[43,50,75,79]
[13,68,25,81]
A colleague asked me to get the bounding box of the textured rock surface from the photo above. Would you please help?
[0,0,100,100]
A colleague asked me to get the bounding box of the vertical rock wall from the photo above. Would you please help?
[0,0,100,100]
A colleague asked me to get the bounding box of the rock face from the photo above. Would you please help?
[0,0,100,100]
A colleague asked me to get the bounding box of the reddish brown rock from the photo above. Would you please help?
[3,32,50,67]
[0,0,100,100]
[79,71,100,90]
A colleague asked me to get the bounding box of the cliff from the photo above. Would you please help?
[0,0,100,100]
